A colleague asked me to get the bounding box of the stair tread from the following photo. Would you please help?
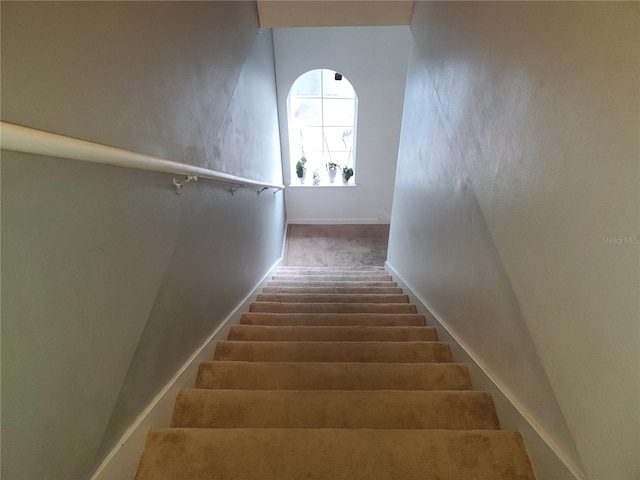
[240,312,427,326]
[228,325,438,341]
[276,268,389,271]
[272,275,393,281]
[196,361,472,390]
[267,281,398,287]
[262,286,403,294]
[274,271,391,275]
[171,389,500,429]
[214,341,452,363]
[275,269,388,275]
[249,302,418,314]
[277,266,386,270]
[135,428,535,480]
[256,293,410,303]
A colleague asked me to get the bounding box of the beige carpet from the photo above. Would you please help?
[135,267,536,479]
[284,224,390,266]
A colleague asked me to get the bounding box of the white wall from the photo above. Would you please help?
[273,27,410,224]
[388,3,639,479]
[1,3,285,479]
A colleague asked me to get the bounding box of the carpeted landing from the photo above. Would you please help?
[135,266,536,479]
[284,224,390,266]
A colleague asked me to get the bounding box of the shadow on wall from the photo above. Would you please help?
[389,2,639,479]
[1,3,285,479]
[388,11,582,479]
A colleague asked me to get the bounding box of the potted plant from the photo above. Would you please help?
[342,166,354,183]
[296,157,307,184]
[326,161,339,183]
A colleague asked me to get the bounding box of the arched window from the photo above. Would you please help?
[288,69,358,185]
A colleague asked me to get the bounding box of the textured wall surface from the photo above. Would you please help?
[1,3,284,479]
[1,2,277,181]
[388,3,639,479]
[273,27,411,224]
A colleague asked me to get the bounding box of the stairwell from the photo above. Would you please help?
[135,266,536,479]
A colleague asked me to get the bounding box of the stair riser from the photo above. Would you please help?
[277,266,386,271]
[256,294,409,303]
[262,287,403,294]
[240,313,427,327]
[135,429,535,480]
[273,275,393,282]
[276,269,387,276]
[214,341,452,363]
[196,362,472,390]
[228,326,438,342]
[275,269,389,274]
[249,303,417,314]
[267,281,397,288]
[171,390,500,430]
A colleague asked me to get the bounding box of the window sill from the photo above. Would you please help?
[287,183,357,188]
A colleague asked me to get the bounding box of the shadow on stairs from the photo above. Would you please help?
[134,266,536,479]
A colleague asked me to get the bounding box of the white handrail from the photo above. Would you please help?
[0,121,285,192]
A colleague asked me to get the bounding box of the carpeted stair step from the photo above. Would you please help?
[228,325,438,342]
[262,286,403,294]
[213,341,452,363]
[240,312,427,326]
[170,389,500,429]
[135,263,536,479]
[266,280,397,288]
[135,428,535,480]
[256,293,409,303]
[196,361,472,390]
[249,302,417,314]
[277,266,386,271]
[275,267,389,274]
[273,274,393,282]
[275,268,387,276]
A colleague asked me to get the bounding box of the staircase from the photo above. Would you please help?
[135,266,535,479]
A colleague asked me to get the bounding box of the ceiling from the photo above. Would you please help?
[257,1,414,28]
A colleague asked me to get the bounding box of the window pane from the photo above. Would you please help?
[290,70,321,97]
[327,152,351,166]
[297,129,321,161]
[322,69,355,99]
[322,127,354,154]
[301,127,323,155]
[289,125,320,157]
[323,98,355,126]
[290,98,321,125]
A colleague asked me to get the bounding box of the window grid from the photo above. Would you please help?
[288,69,357,186]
